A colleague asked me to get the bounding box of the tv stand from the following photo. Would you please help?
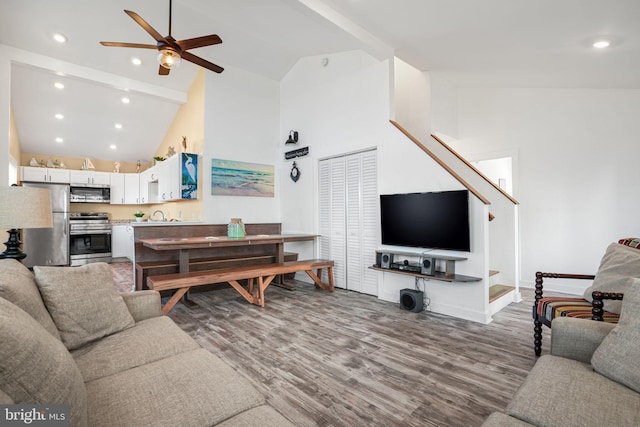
[372,250,481,282]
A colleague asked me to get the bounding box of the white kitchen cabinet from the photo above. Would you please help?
[139,168,155,204]
[157,156,179,202]
[111,224,134,260]
[110,174,125,204]
[70,170,110,186]
[156,153,199,202]
[110,173,142,205]
[21,166,70,183]
[124,173,140,204]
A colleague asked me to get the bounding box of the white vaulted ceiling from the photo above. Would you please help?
[2,0,639,163]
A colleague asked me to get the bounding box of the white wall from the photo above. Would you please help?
[280,51,492,322]
[202,65,281,225]
[456,88,640,294]
[392,57,430,139]
[0,52,10,187]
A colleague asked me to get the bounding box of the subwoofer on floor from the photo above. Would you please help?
[400,288,424,312]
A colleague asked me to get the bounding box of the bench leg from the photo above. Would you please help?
[327,266,334,291]
[228,280,256,306]
[162,288,189,315]
[304,267,334,292]
[248,277,254,296]
[256,275,277,307]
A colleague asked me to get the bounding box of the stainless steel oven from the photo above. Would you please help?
[69,212,112,266]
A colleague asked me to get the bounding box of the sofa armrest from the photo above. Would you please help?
[550,317,615,363]
[119,291,162,322]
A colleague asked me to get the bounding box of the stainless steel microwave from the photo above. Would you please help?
[70,186,110,203]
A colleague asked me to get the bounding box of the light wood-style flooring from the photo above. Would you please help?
[159,279,545,427]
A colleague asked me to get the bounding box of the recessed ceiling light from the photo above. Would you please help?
[131,57,142,66]
[121,97,130,104]
[593,40,611,49]
[53,33,67,43]
[115,123,123,129]
[55,113,64,120]
[54,82,64,90]
[55,137,63,143]
[109,144,117,150]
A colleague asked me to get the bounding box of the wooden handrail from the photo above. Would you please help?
[430,133,520,205]
[389,120,490,205]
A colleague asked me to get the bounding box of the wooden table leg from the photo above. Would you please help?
[178,249,197,307]
[272,242,296,291]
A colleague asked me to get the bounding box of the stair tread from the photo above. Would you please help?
[489,284,515,303]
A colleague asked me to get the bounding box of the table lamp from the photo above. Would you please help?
[0,186,53,260]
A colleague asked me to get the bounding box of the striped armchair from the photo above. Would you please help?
[532,272,622,356]
[532,239,640,356]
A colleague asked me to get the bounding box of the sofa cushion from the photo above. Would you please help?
[591,280,640,393]
[0,259,61,340]
[583,242,640,313]
[72,315,200,382]
[34,263,135,350]
[506,355,640,427]
[217,405,295,427]
[85,348,265,427]
[0,297,87,427]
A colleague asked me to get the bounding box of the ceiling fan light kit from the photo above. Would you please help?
[100,0,223,75]
[158,47,181,69]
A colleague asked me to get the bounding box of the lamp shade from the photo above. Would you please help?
[0,186,53,229]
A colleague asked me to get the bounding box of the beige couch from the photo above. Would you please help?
[0,259,294,427]
[483,279,640,427]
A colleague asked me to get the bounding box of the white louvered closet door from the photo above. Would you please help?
[319,156,346,289]
[319,150,378,295]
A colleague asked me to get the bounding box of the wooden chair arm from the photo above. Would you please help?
[534,272,596,303]
[591,291,624,321]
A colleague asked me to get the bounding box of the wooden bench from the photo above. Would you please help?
[147,259,334,314]
[135,252,298,290]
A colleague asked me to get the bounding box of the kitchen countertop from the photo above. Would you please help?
[110,220,204,226]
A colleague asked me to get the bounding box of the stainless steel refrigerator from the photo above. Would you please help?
[22,182,70,267]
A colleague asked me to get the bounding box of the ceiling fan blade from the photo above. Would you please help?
[159,65,170,75]
[124,10,165,42]
[182,51,224,73]
[100,41,157,49]
[176,34,222,51]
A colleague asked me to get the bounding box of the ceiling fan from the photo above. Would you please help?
[100,0,223,75]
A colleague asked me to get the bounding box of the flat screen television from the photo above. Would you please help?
[380,190,470,252]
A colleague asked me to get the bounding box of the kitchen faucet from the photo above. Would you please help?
[151,210,166,222]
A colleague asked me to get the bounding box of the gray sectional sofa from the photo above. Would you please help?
[483,279,640,427]
[0,259,294,427]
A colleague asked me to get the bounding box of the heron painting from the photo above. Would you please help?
[181,153,198,199]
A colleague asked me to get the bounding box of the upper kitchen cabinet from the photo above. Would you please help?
[70,170,110,186]
[110,174,125,204]
[21,166,70,183]
[124,174,141,204]
[111,173,143,205]
[155,153,199,202]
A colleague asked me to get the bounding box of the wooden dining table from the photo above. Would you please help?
[138,233,318,274]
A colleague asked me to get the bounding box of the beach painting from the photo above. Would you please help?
[211,158,275,197]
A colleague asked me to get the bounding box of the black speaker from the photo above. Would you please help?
[380,252,394,269]
[400,288,424,312]
[420,257,435,275]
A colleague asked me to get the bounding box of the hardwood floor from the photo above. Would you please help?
[160,280,545,427]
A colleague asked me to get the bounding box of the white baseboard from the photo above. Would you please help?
[426,301,493,324]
